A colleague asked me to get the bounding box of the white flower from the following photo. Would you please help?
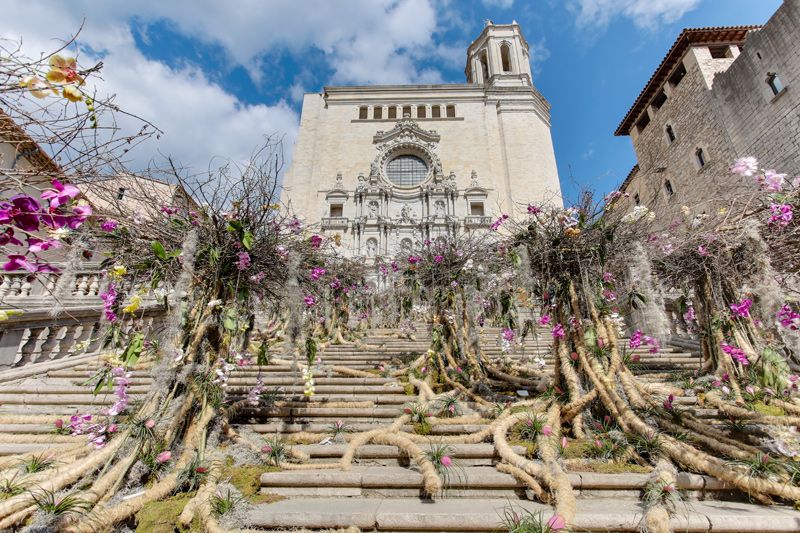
[621,205,655,224]
[207,299,223,308]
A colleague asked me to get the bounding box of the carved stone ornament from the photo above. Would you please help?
[370,118,444,190]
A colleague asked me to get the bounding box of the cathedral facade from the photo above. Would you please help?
[281,22,562,260]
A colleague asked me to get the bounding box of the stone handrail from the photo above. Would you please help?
[0,304,167,369]
[0,268,104,304]
[464,215,492,227]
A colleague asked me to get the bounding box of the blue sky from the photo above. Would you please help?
[0,0,784,203]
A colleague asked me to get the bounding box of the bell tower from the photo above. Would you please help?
[465,20,533,87]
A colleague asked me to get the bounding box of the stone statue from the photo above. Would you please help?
[366,239,377,257]
[356,173,366,192]
[470,170,479,187]
[368,200,379,217]
[434,200,445,216]
[400,205,415,223]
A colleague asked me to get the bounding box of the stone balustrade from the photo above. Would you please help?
[0,304,167,369]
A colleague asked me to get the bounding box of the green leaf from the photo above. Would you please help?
[122,334,144,367]
[305,337,318,366]
[242,231,255,251]
[222,307,238,331]
[151,241,167,261]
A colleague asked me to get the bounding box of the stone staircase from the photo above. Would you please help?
[231,328,800,532]
[0,328,797,531]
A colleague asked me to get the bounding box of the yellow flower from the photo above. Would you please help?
[332,234,342,246]
[19,76,54,98]
[62,85,83,103]
[46,55,84,85]
[564,227,581,238]
[0,310,23,321]
[123,295,142,314]
[718,208,728,215]
[109,264,127,280]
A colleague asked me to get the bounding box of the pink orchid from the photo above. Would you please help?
[156,451,172,463]
[40,179,80,209]
[309,235,323,248]
[730,156,758,177]
[538,315,551,326]
[100,218,118,232]
[768,203,793,227]
[729,298,753,318]
[551,324,565,338]
[547,513,566,532]
[761,169,787,192]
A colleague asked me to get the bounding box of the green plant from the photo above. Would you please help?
[435,395,462,418]
[643,479,683,513]
[211,488,244,516]
[516,413,545,442]
[630,432,662,460]
[404,402,432,434]
[499,506,566,533]
[425,442,463,494]
[174,454,208,493]
[731,452,785,479]
[0,474,25,499]
[20,454,54,473]
[192,367,225,408]
[262,435,289,466]
[328,420,353,439]
[30,489,91,516]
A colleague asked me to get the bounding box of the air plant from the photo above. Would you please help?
[499,506,567,533]
[425,443,463,495]
[643,479,683,513]
[435,395,462,418]
[20,454,54,474]
[30,488,91,516]
[516,413,546,442]
[211,488,244,516]
[630,432,663,461]
[328,419,353,441]
[731,452,785,480]
[404,402,433,434]
[0,474,26,500]
[261,435,290,466]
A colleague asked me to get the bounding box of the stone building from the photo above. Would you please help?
[281,21,562,260]
[614,0,800,223]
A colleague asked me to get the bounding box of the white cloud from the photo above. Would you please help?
[571,0,701,29]
[482,0,515,8]
[0,0,456,174]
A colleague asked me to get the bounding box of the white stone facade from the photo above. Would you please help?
[281,22,562,259]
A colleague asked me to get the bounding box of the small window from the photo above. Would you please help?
[470,202,485,216]
[417,106,427,119]
[652,90,667,109]
[388,106,397,119]
[664,180,675,196]
[330,204,343,218]
[373,107,383,119]
[358,106,368,120]
[500,43,512,72]
[709,45,730,59]
[431,105,441,118]
[669,63,687,88]
[695,148,706,168]
[665,124,676,143]
[445,105,455,118]
[117,187,126,200]
[402,105,412,118]
[767,73,785,96]
[635,113,650,133]
[634,193,641,206]
[480,51,489,81]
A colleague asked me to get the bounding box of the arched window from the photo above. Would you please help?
[373,107,383,119]
[664,180,675,196]
[500,43,512,73]
[695,148,706,168]
[358,106,368,119]
[417,106,427,119]
[431,105,441,118]
[386,155,428,187]
[665,124,676,143]
[388,106,397,119]
[480,51,489,82]
[402,105,412,118]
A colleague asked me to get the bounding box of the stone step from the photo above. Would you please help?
[248,423,486,435]
[244,497,800,532]
[259,465,741,500]
[293,443,526,467]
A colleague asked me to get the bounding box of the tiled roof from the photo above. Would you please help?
[0,109,62,175]
[614,26,760,136]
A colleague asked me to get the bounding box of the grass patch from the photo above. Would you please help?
[561,439,592,459]
[222,463,282,504]
[508,439,537,458]
[567,461,651,474]
[135,493,198,532]
[753,401,785,416]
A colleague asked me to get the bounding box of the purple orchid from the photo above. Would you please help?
[40,179,80,209]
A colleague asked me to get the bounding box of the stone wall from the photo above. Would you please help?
[712,0,800,175]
